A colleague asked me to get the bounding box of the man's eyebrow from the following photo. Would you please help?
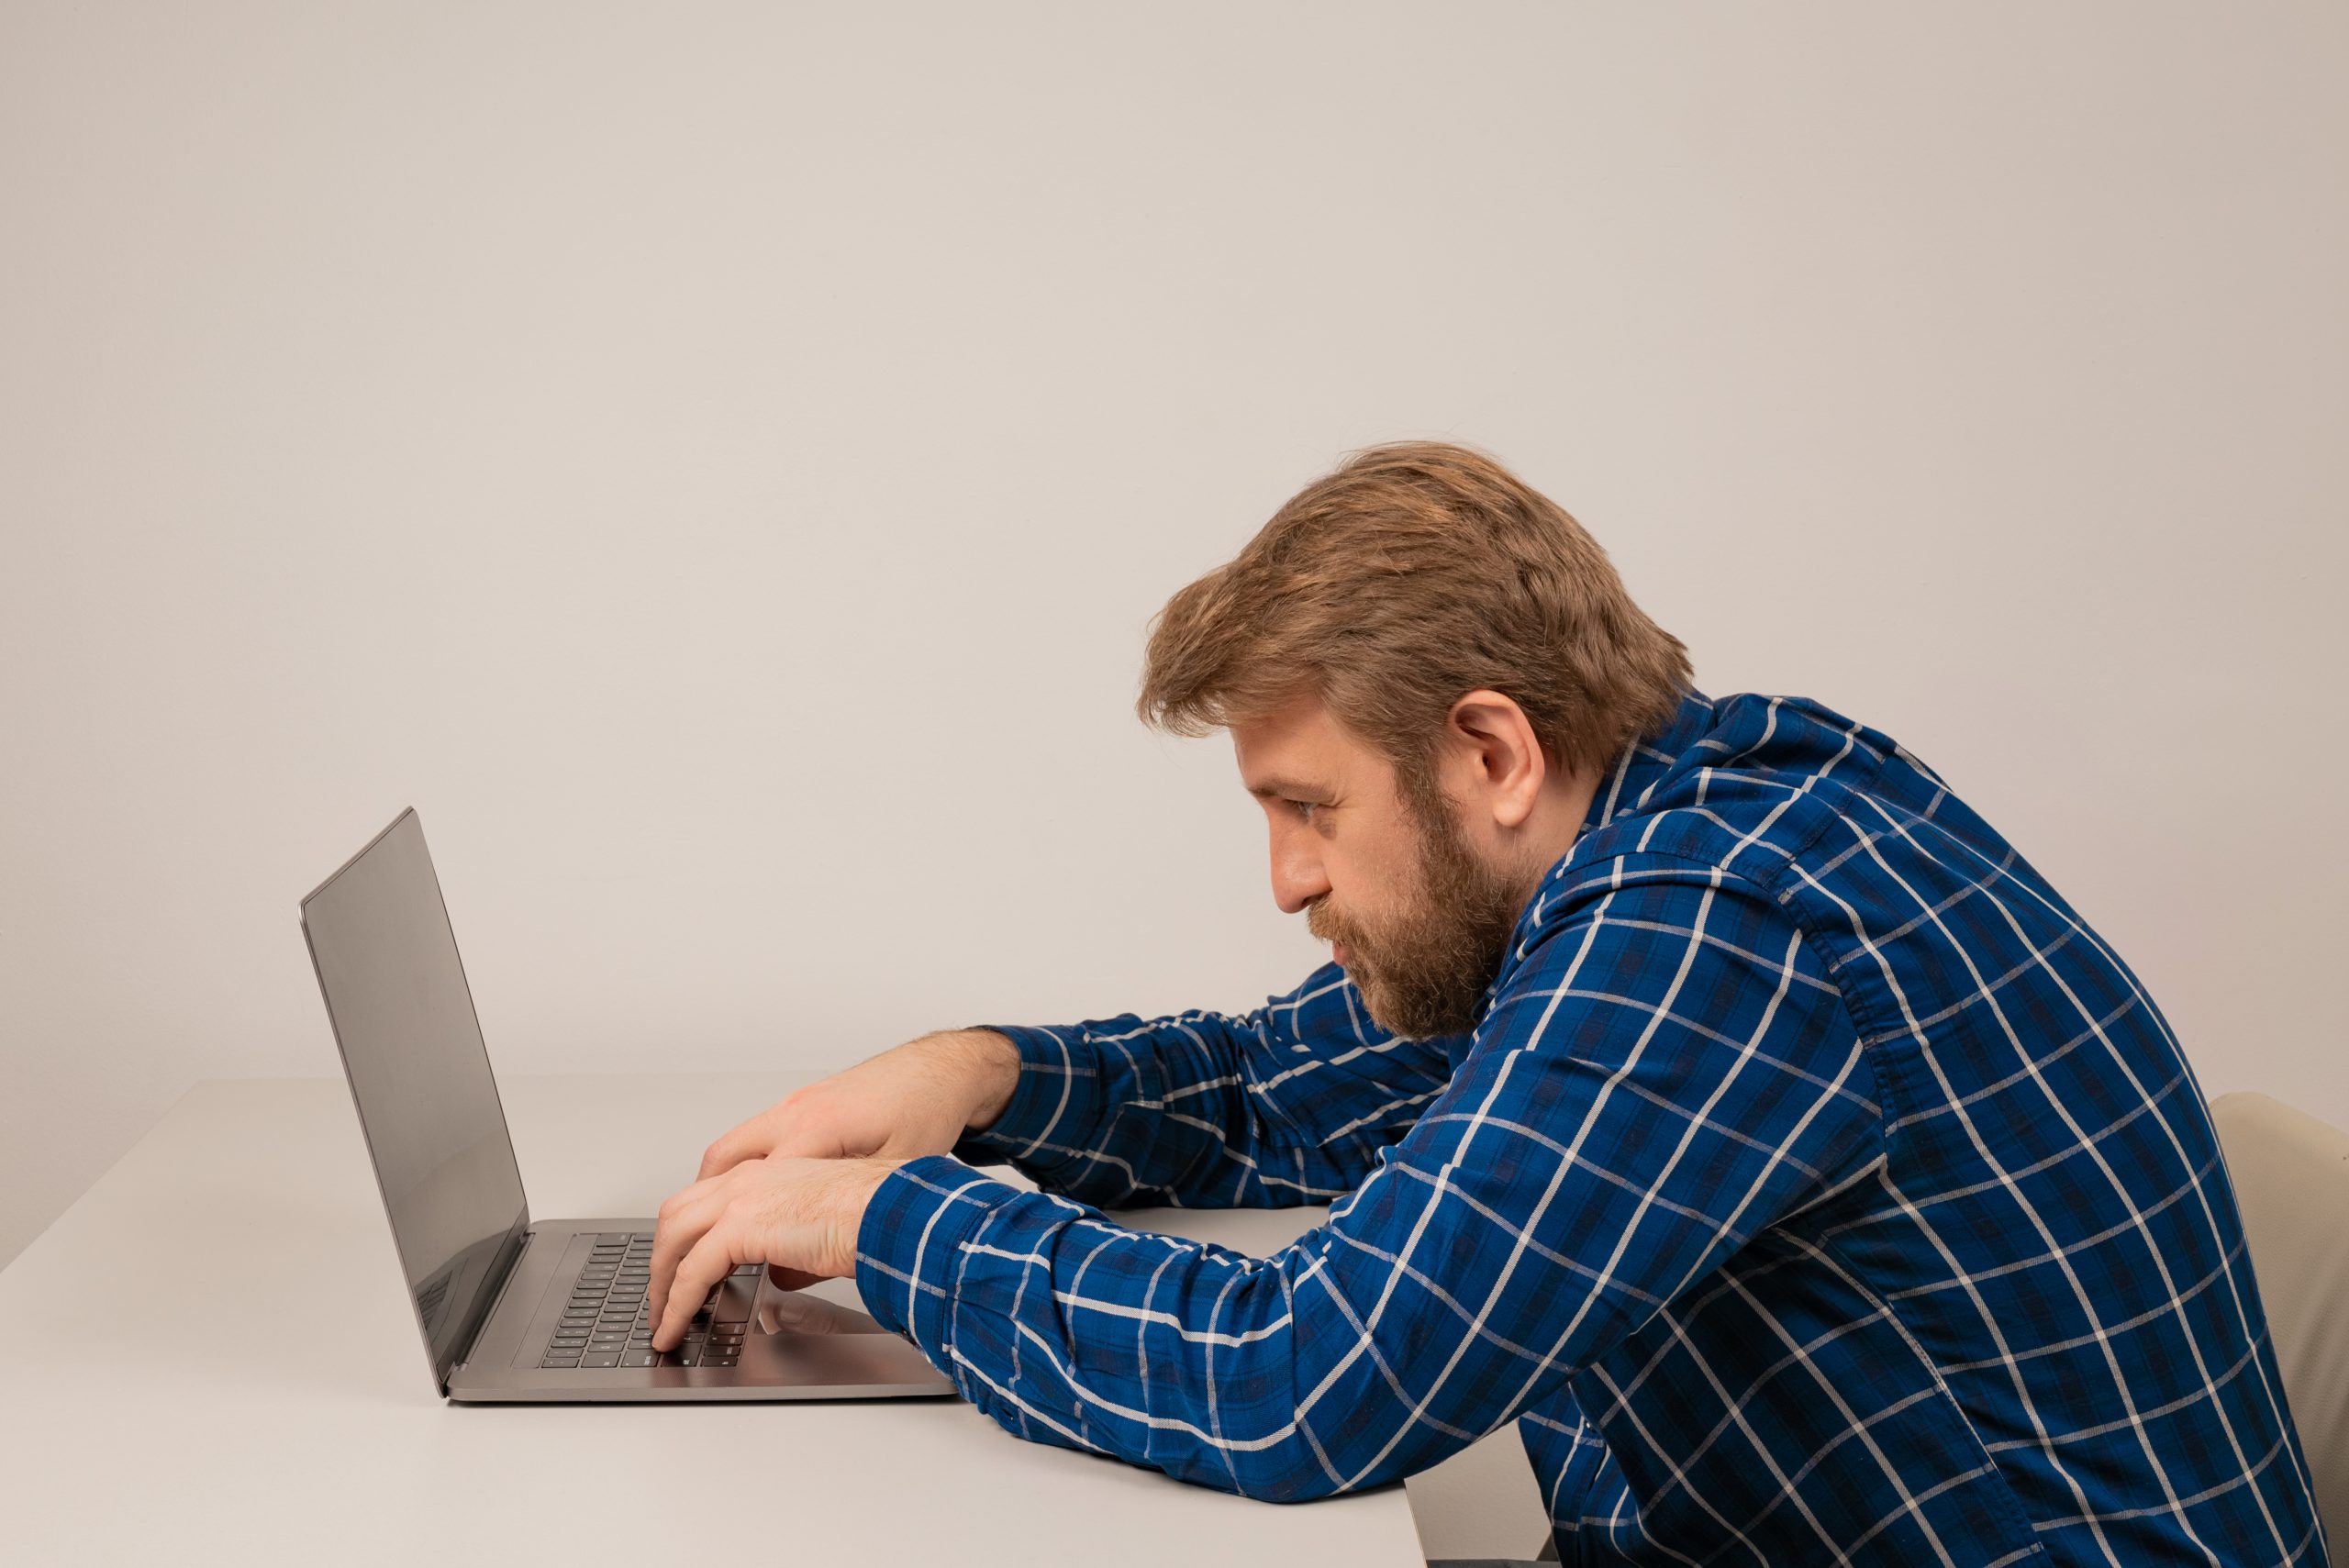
[1246,776,1330,800]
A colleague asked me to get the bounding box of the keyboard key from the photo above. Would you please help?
[580,1352,621,1367]
[540,1357,581,1369]
[620,1351,656,1367]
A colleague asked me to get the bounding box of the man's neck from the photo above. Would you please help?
[1507,763,1605,904]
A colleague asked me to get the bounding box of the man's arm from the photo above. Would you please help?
[952,962,1459,1208]
[852,863,1885,1500]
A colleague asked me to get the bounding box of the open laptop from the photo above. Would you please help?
[299,806,955,1404]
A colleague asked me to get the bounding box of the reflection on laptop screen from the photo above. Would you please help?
[301,810,527,1382]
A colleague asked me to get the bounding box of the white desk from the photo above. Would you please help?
[0,1073,1428,1566]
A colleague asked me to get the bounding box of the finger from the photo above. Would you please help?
[652,1225,737,1351]
[696,1119,770,1182]
[646,1178,729,1330]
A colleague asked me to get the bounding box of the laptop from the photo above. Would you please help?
[299,806,955,1404]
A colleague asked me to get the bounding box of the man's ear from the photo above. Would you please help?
[1443,690,1547,830]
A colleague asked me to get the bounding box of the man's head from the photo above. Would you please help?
[1141,441,1691,1037]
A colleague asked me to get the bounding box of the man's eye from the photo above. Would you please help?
[1287,800,1319,823]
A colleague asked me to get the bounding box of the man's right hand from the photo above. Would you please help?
[694,1029,1023,1181]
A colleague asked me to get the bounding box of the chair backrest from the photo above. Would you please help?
[2210,1091,2349,1543]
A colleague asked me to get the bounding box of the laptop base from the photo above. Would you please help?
[446,1217,956,1404]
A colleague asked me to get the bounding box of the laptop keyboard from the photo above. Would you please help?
[536,1232,755,1371]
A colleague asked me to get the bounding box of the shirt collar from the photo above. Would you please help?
[1465,686,1718,1030]
[1577,685,1717,840]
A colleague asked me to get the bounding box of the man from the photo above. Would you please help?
[645,443,2326,1565]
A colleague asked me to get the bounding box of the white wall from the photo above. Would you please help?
[4,1,2343,1274]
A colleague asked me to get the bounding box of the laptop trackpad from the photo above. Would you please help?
[746,1273,890,1338]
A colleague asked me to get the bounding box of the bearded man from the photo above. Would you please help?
[643,442,2325,1567]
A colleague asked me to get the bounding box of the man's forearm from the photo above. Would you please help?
[947,969,1454,1208]
[922,1027,1020,1132]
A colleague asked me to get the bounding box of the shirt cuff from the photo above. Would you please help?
[947,1024,1104,1175]
[853,1154,1027,1352]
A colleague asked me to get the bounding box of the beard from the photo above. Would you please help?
[1305,784,1531,1040]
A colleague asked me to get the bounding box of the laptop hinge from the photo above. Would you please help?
[441,1220,533,1392]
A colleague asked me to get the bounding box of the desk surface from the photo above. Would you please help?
[0,1073,1426,1566]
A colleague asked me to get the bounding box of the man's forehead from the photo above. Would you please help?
[1230,694,1355,795]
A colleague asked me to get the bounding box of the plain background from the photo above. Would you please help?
[4,0,2343,1428]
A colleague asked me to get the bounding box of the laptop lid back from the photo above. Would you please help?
[300,808,529,1394]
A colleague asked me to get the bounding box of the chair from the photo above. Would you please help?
[2210,1091,2349,1544]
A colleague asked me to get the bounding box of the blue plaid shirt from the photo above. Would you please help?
[854,690,2328,1566]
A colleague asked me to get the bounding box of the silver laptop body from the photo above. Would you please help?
[299,807,953,1404]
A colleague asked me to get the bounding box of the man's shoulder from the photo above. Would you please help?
[1563,691,1980,897]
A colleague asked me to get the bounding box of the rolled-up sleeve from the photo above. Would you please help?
[949,962,1457,1208]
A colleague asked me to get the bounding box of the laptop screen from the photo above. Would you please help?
[300,809,528,1389]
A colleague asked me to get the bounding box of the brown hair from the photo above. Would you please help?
[1138,440,1692,795]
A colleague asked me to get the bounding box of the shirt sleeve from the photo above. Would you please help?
[948,962,1459,1208]
[855,861,1886,1501]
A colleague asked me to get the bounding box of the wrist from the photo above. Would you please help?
[952,1029,1021,1131]
[826,1156,904,1277]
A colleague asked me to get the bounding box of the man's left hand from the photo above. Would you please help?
[643,1155,901,1351]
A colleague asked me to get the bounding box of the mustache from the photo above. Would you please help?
[1305,896,1371,960]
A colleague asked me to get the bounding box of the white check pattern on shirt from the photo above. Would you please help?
[854,690,2327,1568]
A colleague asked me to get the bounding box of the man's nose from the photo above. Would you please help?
[1270,836,1330,916]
